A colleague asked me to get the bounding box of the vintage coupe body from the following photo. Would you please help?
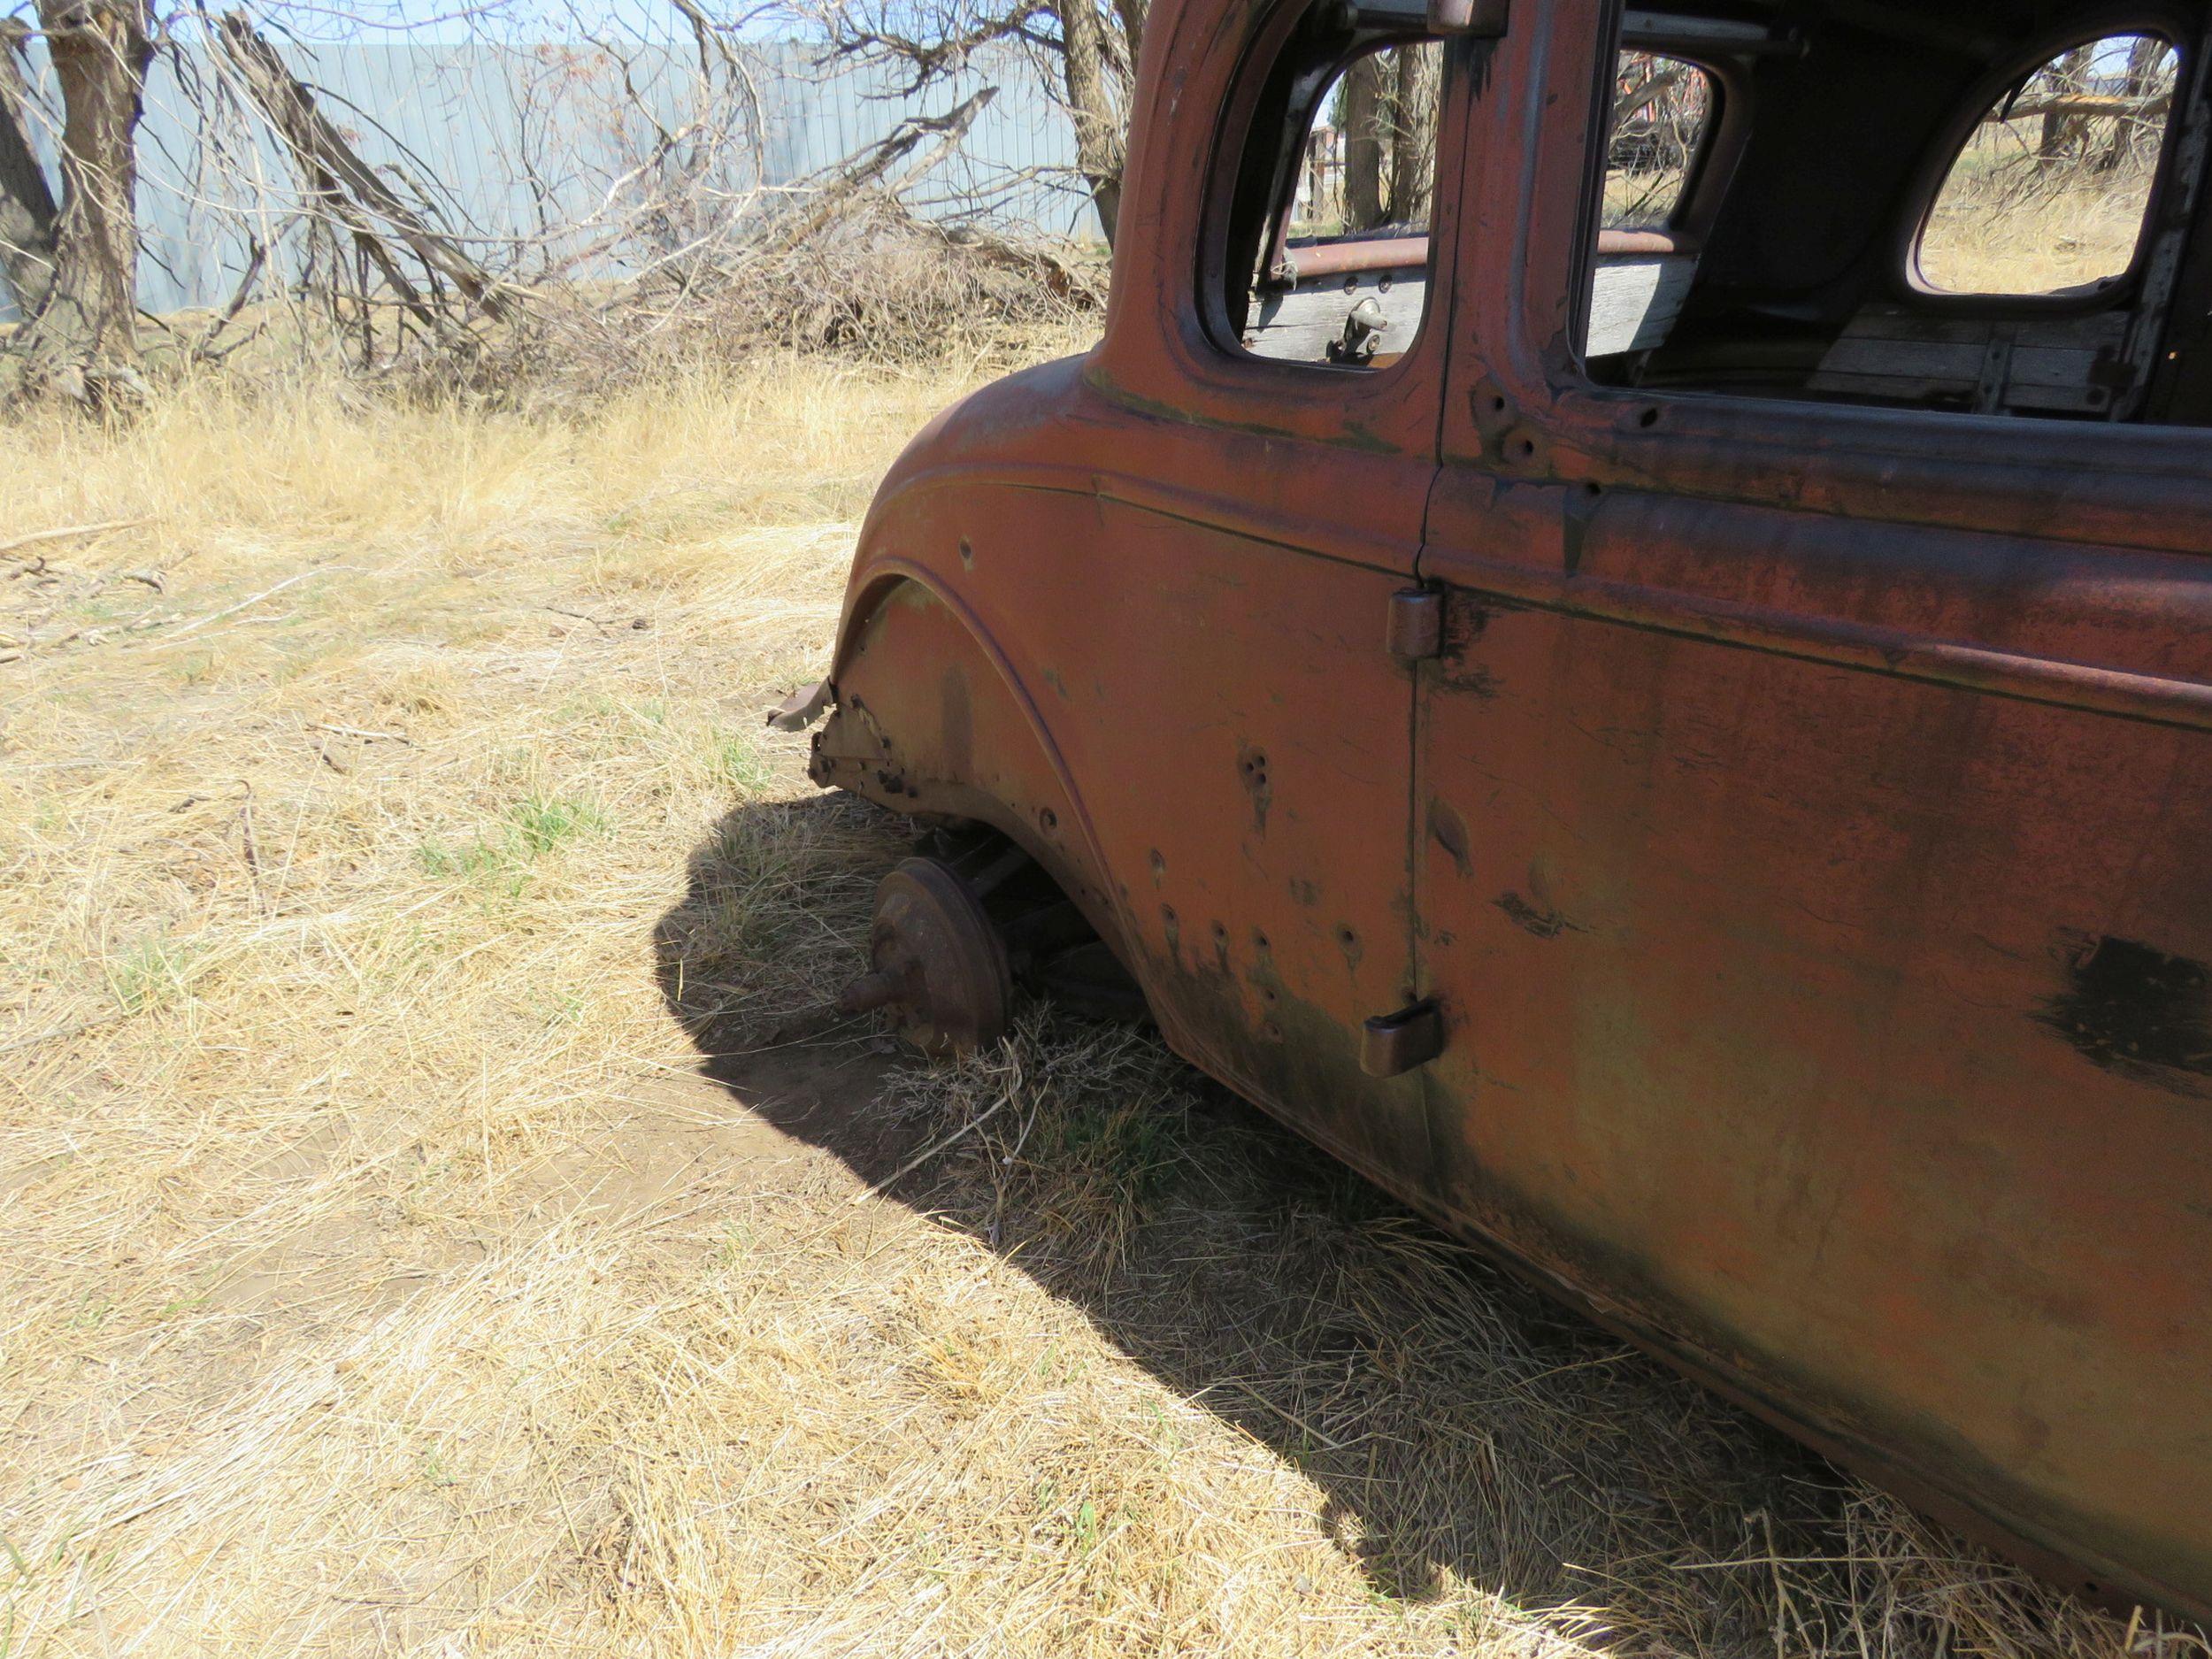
[795,0,2212,1623]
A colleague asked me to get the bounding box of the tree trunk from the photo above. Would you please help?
[1056,0,1125,247]
[12,0,153,406]
[1341,53,1386,232]
[2039,42,2096,164]
[2101,35,2165,173]
[1383,43,1439,226]
[0,20,58,320]
[1109,0,1145,70]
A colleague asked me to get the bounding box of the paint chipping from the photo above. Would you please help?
[2038,931,2212,1098]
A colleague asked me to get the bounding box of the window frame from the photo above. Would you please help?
[1897,19,2193,313]
[1440,0,2212,559]
[1198,1,1453,373]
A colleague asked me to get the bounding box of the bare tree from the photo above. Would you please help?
[0,18,58,318]
[1339,44,1440,233]
[1340,52,1382,229]
[10,0,155,404]
[823,0,1137,246]
[1383,42,1438,225]
[0,0,1096,398]
[215,11,510,357]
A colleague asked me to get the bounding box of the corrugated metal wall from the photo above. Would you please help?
[4,36,1087,317]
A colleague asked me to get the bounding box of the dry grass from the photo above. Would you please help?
[1919,172,2154,296]
[0,344,2195,1657]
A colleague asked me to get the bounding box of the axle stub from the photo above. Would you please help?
[842,856,1011,1056]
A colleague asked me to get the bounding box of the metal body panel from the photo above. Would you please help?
[1412,492,2212,1613]
[818,358,1440,1171]
[809,0,2212,1621]
[1418,0,2212,1616]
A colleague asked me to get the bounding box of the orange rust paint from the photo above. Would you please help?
[808,0,2212,1624]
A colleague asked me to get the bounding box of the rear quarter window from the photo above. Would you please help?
[1917,33,2180,295]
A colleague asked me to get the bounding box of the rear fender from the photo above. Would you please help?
[810,567,1134,973]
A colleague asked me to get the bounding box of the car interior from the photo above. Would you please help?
[1225,0,2212,426]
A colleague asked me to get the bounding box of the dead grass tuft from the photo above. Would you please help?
[0,341,2193,1657]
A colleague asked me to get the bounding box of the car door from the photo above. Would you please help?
[1408,0,2212,1619]
[1048,0,1478,1181]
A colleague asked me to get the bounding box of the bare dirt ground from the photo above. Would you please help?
[0,354,2187,1657]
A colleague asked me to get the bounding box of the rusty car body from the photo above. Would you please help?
[791,0,2212,1622]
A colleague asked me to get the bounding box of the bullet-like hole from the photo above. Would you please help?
[1038,807,1057,832]
[1638,406,1661,428]
[957,537,975,566]
[1253,929,1271,950]
[1336,925,1358,949]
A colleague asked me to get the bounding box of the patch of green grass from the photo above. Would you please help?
[710,726,775,795]
[536,988,588,1027]
[711,1222,757,1268]
[417,793,606,896]
[415,1440,459,1489]
[415,837,518,894]
[505,794,604,857]
[105,934,198,1016]
[1049,1094,1182,1217]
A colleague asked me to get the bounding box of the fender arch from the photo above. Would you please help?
[811,565,1141,978]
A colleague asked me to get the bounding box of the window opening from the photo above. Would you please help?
[1586,49,1717,358]
[1577,5,2207,424]
[1919,35,2179,295]
[1223,27,1446,369]
[1604,51,1717,232]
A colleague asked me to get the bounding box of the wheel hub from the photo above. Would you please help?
[837,856,1010,1056]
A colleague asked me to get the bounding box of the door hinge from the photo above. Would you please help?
[1361,1000,1444,1077]
[1386,588,1444,662]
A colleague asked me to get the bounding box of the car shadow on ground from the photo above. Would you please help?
[651,795,1905,1652]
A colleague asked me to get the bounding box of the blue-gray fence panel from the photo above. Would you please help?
[3,36,1086,318]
